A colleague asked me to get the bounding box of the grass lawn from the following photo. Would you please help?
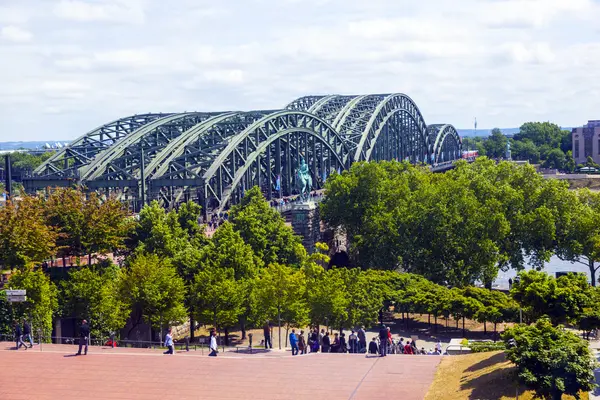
[425,351,589,400]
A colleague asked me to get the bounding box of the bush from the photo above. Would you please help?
[468,341,505,353]
[502,318,597,399]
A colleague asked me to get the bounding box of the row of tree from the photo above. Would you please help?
[462,123,574,171]
[322,158,600,286]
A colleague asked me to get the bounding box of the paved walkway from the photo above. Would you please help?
[0,342,441,400]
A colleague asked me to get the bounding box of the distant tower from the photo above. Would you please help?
[506,140,512,161]
[474,117,477,132]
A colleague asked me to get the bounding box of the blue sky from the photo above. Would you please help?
[0,0,599,141]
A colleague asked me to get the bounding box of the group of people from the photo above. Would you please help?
[273,323,444,356]
[13,320,34,350]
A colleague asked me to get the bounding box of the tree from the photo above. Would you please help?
[542,148,566,170]
[0,197,57,270]
[256,263,308,349]
[60,264,130,338]
[0,291,13,335]
[45,188,132,265]
[229,186,306,266]
[512,139,540,163]
[120,253,187,339]
[556,189,600,286]
[503,317,596,399]
[564,151,576,173]
[128,201,187,258]
[305,263,348,330]
[176,201,204,241]
[8,268,58,338]
[510,271,594,324]
[483,128,507,159]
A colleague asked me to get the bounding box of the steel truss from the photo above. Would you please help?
[26,93,462,216]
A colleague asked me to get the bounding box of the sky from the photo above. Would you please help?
[1,0,599,141]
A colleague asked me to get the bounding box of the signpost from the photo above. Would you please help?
[5,289,26,302]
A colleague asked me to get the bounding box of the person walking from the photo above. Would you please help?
[435,340,443,355]
[75,319,90,356]
[163,328,174,355]
[263,321,272,349]
[14,322,27,350]
[357,326,367,353]
[209,330,218,357]
[298,330,307,355]
[23,320,33,348]
[378,325,388,357]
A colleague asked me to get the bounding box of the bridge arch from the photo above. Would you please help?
[199,110,351,214]
[429,124,462,164]
[33,113,169,178]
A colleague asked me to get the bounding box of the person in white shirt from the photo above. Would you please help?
[163,328,174,355]
[435,340,443,355]
[209,330,218,357]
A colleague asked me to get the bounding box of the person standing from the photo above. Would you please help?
[163,328,174,355]
[310,329,319,353]
[348,330,358,353]
[435,340,443,355]
[263,321,272,349]
[209,330,218,357]
[322,332,331,353]
[298,330,307,355]
[75,319,90,356]
[14,322,27,350]
[23,320,33,348]
[357,326,366,353]
[76,319,90,356]
[378,325,388,357]
[289,329,298,356]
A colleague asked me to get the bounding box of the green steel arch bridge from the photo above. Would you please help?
[24,93,463,218]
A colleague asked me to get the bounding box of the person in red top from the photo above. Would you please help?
[404,340,414,354]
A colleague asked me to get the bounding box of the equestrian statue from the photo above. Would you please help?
[296,157,312,202]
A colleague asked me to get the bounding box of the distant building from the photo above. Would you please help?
[572,120,600,165]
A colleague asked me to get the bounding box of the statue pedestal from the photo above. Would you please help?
[291,201,320,254]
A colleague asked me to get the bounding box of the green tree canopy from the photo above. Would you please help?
[503,317,596,399]
[120,253,187,335]
[8,268,58,337]
[60,264,130,338]
[229,187,306,266]
[0,197,57,270]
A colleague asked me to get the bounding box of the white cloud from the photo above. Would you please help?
[1,26,33,43]
[1,0,600,140]
[53,0,145,24]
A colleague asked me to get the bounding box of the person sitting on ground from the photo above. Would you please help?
[411,339,418,354]
[330,333,340,353]
[420,347,427,355]
[427,348,435,355]
[404,340,414,355]
[398,337,405,354]
[368,337,378,355]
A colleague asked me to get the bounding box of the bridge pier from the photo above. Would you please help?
[291,201,320,254]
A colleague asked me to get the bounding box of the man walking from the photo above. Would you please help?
[14,322,27,350]
[23,320,33,348]
[263,321,272,349]
[209,330,218,357]
[163,328,174,355]
[76,319,90,356]
[289,329,298,356]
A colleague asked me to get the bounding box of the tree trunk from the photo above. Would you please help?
[494,323,497,342]
[590,258,596,287]
[189,314,195,342]
[285,326,289,348]
[484,321,487,334]
[278,305,282,350]
[462,317,465,337]
[224,327,229,346]
[88,253,92,266]
[428,314,431,329]
[240,316,246,340]
[434,315,438,333]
